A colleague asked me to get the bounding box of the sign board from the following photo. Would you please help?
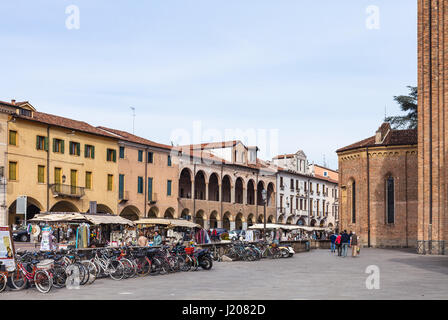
[40,225,52,251]
[89,201,97,214]
[0,226,15,271]
[16,196,27,215]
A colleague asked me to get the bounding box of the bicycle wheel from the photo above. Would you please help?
[34,270,53,294]
[81,260,98,284]
[280,248,290,258]
[136,257,151,277]
[181,256,192,272]
[107,259,124,281]
[192,256,200,271]
[52,265,67,288]
[74,263,89,285]
[150,258,162,275]
[10,269,27,290]
[121,259,136,279]
[0,273,7,293]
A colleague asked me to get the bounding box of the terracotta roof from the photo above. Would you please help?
[336,128,417,153]
[314,174,338,184]
[181,140,239,150]
[97,126,172,150]
[272,153,295,160]
[17,111,119,140]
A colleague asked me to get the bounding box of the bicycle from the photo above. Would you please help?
[10,252,53,293]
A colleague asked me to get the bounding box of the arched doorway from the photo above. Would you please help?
[8,197,43,225]
[194,171,206,200]
[50,201,79,213]
[148,206,159,218]
[180,208,191,220]
[222,175,231,202]
[286,216,293,225]
[267,215,275,223]
[164,207,175,219]
[235,212,243,230]
[195,210,205,227]
[209,210,218,229]
[310,219,317,227]
[277,214,285,224]
[119,205,140,221]
[208,173,219,201]
[257,214,263,223]
[96,204,114,214]
[257,181,265,205]
[267,183,275,206]
[320,219,326,227]
[247,213,254,227]
[297,218,305,226]
[235,178,244,204]
[179,168,192,198]
[223,212,231,230]
[247,180,255,205]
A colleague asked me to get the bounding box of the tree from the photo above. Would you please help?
[385,86,417,129]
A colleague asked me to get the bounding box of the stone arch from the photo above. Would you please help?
[235,212,244,230]
[164,207,175,219]
[235,177,244,204]
[50,201,79,213]
[223,211,232,230]
[320,219,326,227]
[257,214,264,223]
[257,180,266,205]
[180,208,191,220]
[209,210,218,229]
[179,168,192,198]
[208,172,220,201]
[222,175,232,202]
[297,218,305,226]
[96,204,114,214]
[310,219,317,227]
[277,214,285,224]
[8,197,43,224]
[267,215,275,223]
[267,182,275,207]
[247,213,255,227]
[195,209,206,227]
[286,216,294,225]
[194,170,207,200]
[247,179,255,205]
[148,206,159,218]
[119,205,140,221]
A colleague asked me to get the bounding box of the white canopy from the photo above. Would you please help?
[135,218,200,228]
[248,223,328,232]
[29,212,135,226]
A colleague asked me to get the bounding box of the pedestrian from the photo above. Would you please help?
[330,233,337,253]
[335,233,342,256]
[341,230,350,257]
[153,231,162,246]
[138,232,148,247]
[351,232,359,257]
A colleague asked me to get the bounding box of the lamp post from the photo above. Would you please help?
[262,189,267,241]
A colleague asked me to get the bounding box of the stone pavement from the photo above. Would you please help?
[3,248,448,300]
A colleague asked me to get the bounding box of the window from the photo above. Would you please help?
[290,179,294,190]
[148,177,153,201]
[280,195,283,208]
[85,145,95,159]
[167,180,172,196]
[85,172,92,189]
[119,146,125,159]
[107,149,117,162]
[280,177,284,188]
[54,168,62,184]
[148,152,153,163]
[138,150,143,162]
[324,171,328,177]
[36,136,48,151]
[300,199,303,210]
[138,176,143,193]
[386,177,395,224]
[9,130,17,146]
[119,174,125,199]
[167,155,172,166]
[37,165,45,183]
[70,170,77,194]
[69,141,81,156]
[9,162,17,180]
[107,174,113,191]
[352,181,356,223]
[52,138,65,153]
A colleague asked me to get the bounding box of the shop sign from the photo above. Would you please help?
[0,226,16,271]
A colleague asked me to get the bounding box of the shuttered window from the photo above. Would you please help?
[85,172,92,189]
[107,174,113,191]
[119,174,124,199]
[85,145,95,159]
[9,162,17,180]
[36,136,48,151]
[168,155,172,166]
[148,177,153,201]
[167,180,172,196]
[148,152,153,163]
[119,146,125,159]
[53,138,65,153]
[137,176,143,193]
[138,150,143,162]
[38,165,45,183]
[107,149,117,162]
[9,131,17,146]
[69,141,81,156]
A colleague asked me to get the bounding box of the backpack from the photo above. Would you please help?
[335,236,341,245]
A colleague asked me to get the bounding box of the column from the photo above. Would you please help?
[190,179,195,199]
[242,222,248,230]
[205,182,209,201]
[230,221,236,230]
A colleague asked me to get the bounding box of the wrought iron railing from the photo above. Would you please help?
[50,184,85,198]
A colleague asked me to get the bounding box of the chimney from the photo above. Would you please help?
[11,99,15,105]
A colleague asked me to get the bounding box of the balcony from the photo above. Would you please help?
[50,184,85,199]
[148,192,158,204]
[119,190,129,202]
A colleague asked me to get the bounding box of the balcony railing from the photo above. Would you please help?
[50,184,85,198]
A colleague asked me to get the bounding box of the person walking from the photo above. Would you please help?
[341,230,350,257]
[330,233,337,253]
[335,232,342,256]
[351,232,359,257]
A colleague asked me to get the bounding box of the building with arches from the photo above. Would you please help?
[337,122,418,248]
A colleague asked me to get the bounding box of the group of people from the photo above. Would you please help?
[329,230,360,258]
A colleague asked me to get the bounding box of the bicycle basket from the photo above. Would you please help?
[36,259,54,271]
[185,247,194,255]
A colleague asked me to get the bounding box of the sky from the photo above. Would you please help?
[0,0,417,170]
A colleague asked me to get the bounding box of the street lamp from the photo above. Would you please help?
[261,189,267,241]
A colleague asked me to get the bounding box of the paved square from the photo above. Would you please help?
[3,248,448,299]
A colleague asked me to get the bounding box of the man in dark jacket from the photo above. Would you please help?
[330,233,337,253]
[341,230,350,257]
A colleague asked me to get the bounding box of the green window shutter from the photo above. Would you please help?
[167,180,172,196]
[113,150,116,162]
[92,146,95,159]
[138,177,143,193]
[69,142,73,155]
[148,177,153,201]
[119,146,125,159]
[119,174,124,199]
[36,136,40,149]
[44,137,49,151]
[168,155,172,166]
[53,139,56,152]
[77,143,80,156]
[61,140,65,154]
[84,145,88,158]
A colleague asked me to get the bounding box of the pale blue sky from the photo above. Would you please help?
[0,0,417,170]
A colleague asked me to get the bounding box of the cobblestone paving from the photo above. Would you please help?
[3,248,448,299]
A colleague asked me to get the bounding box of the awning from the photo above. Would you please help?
[29,212,134,226]
[84,214,134,226]
[135,218,200,228]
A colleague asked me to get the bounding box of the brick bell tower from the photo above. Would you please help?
[418,0,448,254]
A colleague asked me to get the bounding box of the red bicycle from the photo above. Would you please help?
[10,252,53,293]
